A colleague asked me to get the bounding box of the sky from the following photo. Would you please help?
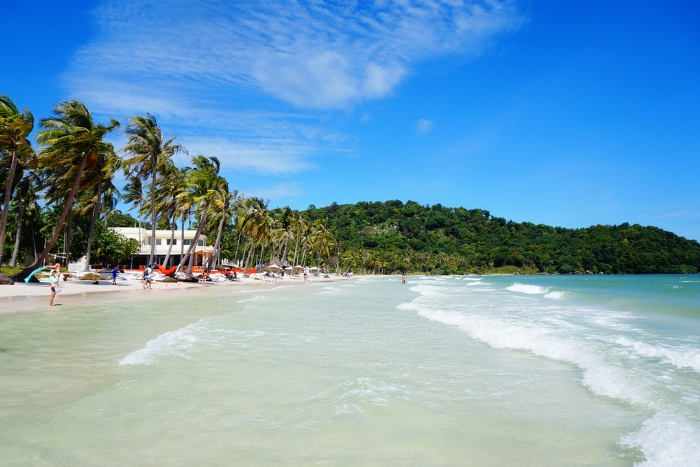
[4,0,700,240]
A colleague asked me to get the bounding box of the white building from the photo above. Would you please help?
[113,227,213,268]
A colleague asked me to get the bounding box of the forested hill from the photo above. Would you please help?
[307,200,700,275]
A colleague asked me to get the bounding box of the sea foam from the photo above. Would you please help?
[119,320,206,366]
[401,281,700,467]
[616,337,700,373]
[506,283,550,294]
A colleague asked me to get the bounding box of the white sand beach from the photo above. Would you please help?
[0,272,351,314]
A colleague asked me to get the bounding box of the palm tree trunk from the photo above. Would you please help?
[246,242,253,270]
[232,230,242,266]
[65,205,72,267]
[15,152,89,280]
[163,216,176,266]
[180,214,185,262]
[257,243,264,271]
[178,203,209,274]
[207,210,226,274]
[84,181,102,272]
[9,193,24,267]
[242,243,248,270]
[282,236,291,265]
[31,223,37,262]
[150,164,157,265]
[0,147,19,264]
[292,234,300,266]
[301,236,308,267]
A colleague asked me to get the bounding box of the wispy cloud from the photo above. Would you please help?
[63,0,522,178]
[414,118,435,133]
[72,0,522,109]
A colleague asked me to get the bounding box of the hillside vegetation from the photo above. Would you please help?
[307,200,700,275]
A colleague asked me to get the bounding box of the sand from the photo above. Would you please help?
[0,273,350,315]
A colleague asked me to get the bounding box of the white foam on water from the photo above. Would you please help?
[506,283,550,294]
[403,302,648,405]
[620,412,700,467]
[237,295,266,303]
[119,320,207,366]
[544,291,566,299]
[402,281,700,467]
[616,337,700,373]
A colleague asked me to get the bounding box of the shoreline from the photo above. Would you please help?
[0,274,351,316]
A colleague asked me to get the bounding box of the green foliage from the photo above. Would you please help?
[311,200,700,275]
[106,210,140,228]
[88,224,139,265]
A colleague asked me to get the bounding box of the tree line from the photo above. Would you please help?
[3,95,698,278]
[0,95,339,279]
[310,200,700,274]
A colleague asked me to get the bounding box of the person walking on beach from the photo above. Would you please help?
[143,265,152,289]
[49,269,59,306]
[304,266,309,283]
[112,266,118,285]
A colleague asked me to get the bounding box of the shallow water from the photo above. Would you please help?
[0,276,698,466]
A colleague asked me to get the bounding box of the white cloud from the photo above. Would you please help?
[414,118,435,133]
[62,0,522,179]
[69,0,522,109]
[181,136,316,175]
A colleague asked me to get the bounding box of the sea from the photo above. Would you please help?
[0,275,698,466]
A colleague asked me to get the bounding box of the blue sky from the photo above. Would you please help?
[4,0,700,239]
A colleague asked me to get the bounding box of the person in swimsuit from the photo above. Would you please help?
[143,266,152,289]
[112,266,118,285]
[49,270,59,306]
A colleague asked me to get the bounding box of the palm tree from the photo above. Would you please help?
[15,100,119,280]
[206,188,238,273]
[122,114,185,265]
[156,163,188,267]
[0,95,34,264]
[122,175,145,248]
[176,155,221,274]
[77,143,121,271]
[8,167,40,267]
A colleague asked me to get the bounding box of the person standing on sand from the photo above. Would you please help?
[49,270,59,306]
[112,266,118,285]
[143,266,152,289]
[304,266,309,283]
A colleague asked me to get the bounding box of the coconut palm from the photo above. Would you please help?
[16,100,119,279]
[121,175,146,248]
[176,155,221,274]
[75,143,121,271]
[156,163,188,267]
[0,95,34,264]
[206,188,238,273]
[239,197,272,271]
[8,167,40,266]
[122,114,186,265]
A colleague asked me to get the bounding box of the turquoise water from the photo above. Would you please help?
[0,275,698,466]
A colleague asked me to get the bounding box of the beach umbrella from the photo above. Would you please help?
[266,265,281,270]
